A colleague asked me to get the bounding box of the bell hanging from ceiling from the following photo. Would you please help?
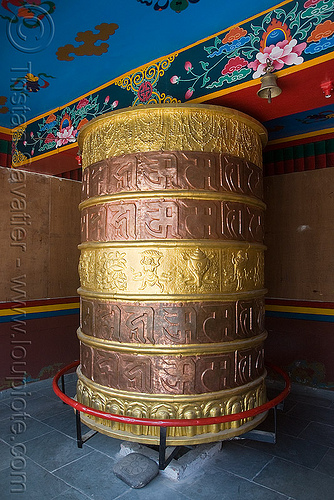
[257,59,282,103]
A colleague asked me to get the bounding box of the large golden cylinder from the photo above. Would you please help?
[77,104,268,445]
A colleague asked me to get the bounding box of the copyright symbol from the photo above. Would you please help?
[7,5,55,53]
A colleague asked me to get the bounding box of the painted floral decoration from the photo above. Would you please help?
[184,61,193,72]
[185,88,194,100]
[56,126,77,148]
[45,133,56,144]
[11,0,334,165]
[170,75,180,84]
[248,39,307,79]
[77,98,89,109]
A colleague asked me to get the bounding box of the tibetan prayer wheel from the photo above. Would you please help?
[77,104,268,445]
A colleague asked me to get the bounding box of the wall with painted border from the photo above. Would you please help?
[0,167,81,390]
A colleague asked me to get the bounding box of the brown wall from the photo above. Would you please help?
[0,167,81,390]
[264,168,334,301]
[0,167,81,300]
[264,167,334,389]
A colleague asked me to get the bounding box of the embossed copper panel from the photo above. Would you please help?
[79,341,265,394]
[81,198,264,243]
[80,298,265,344]
[77,104,268,445]
[81,152,264,202]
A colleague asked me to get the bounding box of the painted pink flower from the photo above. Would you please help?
[248,39,307,79]
[185,88,194,100]
[23,141,27,146]
[221,56,248,75]
[76,98,89,109]
[56,126,78,148]
[304,0,321,7]
[45,133,56,144]
[31,149,34,156]
[170,75,180,84]
[184,61,193,72]
[111,100,118,109]
[30,131,34,138]
[104,95,109,104]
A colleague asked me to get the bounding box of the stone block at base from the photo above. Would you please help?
[113,452,159,488]
[119,441,222,481]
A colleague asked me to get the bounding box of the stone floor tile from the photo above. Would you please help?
[288,393,334,408]
[41,407,90,439]
[0,458,70,500]
[0,440,11,472]
[0,402,12,422]
[212,441,273,479]
[298,421,334,448]
[120,477,190,500]
[24,429,92,472]
[0,415,53,445]
[52,488,90,499]
[23,395,71,421]
[0,386,51,403]
[315,448,334,478]
[243,430,328,468]
[169,465,289,500]
[254,456,334,500]
[286,402,334,426]
[279,398,298,413]
[53,450,129,500]
[255,409,309,437]
[276,413,310,437]
[85,431,122,459]
[39,381,77,400]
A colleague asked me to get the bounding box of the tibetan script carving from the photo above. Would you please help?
[81,152,263,201]
[80,298,266,344]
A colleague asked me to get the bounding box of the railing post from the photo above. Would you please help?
[76,410,83,448]
[159,427,167,470]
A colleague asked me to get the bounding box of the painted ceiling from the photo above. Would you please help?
[1,0,333,168]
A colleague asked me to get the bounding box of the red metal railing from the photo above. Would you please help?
[53,360,290,427]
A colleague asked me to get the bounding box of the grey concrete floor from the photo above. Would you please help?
[0,377,334,499]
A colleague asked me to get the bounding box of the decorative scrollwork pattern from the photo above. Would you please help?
[78,104,266,169]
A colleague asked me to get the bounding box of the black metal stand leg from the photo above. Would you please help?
[76,410,83,448]
[75,409,98,448]
[159,427,167,470]
[273,405,277,442]
[158,427,185,470]
[61,375,66,404]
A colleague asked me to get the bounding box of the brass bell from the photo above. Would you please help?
[257,59,282,103]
